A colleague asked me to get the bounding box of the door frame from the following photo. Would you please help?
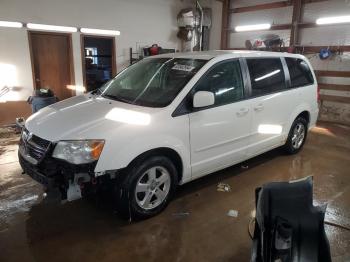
[27,30,75,96]
[80,34,117,90]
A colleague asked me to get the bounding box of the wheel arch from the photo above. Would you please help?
[126,147,184,185]
[296,110,310,123]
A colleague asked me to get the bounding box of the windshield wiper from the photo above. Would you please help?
[91,88,102,95]
[102,94,133,104]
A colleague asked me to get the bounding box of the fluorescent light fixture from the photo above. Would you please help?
[80,28,120,36]
[235,23,271,32]
[316,15,350,25]
[255,69,281,82]
[27,23,77,32]
[0,21,23,28]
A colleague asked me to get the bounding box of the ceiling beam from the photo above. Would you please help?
[221,0,230,49]
[290,0,302,46]
[319,83,350,91]
[320,95,350,104]
[230,1,291,13]
[230,0,328,13]
[315,70,350,78]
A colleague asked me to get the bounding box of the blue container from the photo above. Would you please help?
[29,96,58,113]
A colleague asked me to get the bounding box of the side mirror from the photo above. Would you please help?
[193,91,215,108]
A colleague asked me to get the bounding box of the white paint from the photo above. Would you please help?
[258,124,283,135]
[105,108,151,125]
[0,27,33,100]
[24,51,318,185]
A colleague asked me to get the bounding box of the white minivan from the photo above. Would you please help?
[19,51,319,218]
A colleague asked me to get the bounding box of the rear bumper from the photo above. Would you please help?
[309,107,319,129]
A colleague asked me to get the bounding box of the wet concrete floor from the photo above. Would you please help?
[0,122,349,261]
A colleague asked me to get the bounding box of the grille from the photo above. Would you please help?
[21,128,51,162]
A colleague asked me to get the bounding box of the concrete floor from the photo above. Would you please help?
[0,122,349,262]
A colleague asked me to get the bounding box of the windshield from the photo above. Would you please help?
[101,58,207,107]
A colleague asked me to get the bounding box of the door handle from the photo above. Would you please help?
[236,108,249,117]
[254,104,264,112]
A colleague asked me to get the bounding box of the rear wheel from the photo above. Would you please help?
[284,117,308,154]
[117,156,178,219]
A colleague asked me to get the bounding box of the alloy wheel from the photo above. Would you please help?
[134,166,171,210]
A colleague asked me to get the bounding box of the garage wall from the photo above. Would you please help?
[0,0,187,101]
[228,0,350,125]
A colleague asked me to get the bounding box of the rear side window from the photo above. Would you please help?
[285,58,314,88]
[194,60,244,107]
[247,58,286,97]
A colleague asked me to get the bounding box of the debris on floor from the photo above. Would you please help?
[217,182,231,192]
[227,209,239,218]
[241,164,249,169]
[172,212,190,218]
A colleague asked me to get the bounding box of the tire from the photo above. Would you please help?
[116,156,178,220]
[284,117,308,154]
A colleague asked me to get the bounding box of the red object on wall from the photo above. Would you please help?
[149,44,159,56]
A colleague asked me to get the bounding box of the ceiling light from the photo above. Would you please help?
[27,23,77,32]
[316,16,350,25]
[235,23,271,32]
[0,21,23,28]
[80,28,120,36]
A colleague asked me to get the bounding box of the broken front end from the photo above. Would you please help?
[18,128,114,201]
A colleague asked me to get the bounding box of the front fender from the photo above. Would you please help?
[95,135,191,184]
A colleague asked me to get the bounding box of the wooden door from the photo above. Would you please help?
[29,32,75,100]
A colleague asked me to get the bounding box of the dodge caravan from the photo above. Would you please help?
[19,51,318,218]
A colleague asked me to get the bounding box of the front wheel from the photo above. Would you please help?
[117,156,178,219]
[284,117,308,154]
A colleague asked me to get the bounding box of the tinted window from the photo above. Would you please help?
[194,60,244,107]
[286,58,314,88]
[247,58,286,97]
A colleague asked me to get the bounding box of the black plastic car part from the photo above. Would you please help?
[251,176,331,262]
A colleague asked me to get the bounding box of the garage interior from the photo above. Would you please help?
[0,0,350,261]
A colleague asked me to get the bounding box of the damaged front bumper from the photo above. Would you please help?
[18,132,100,201]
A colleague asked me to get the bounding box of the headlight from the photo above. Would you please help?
[52,140,105,164]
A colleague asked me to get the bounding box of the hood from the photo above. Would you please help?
[25,94,161,141]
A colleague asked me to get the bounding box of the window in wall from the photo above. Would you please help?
[194,60,244,107]
[285,58,314,88]
[247,58,286,97]
[82,36,116,92]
